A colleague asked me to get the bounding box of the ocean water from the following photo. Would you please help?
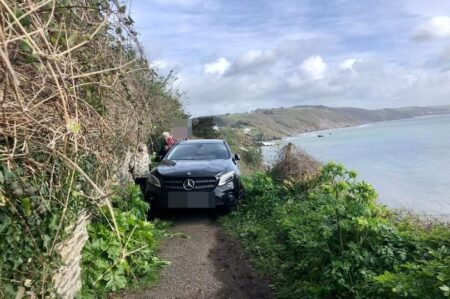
[263,114,450,218]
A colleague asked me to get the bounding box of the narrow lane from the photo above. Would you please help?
[120,210,274,299]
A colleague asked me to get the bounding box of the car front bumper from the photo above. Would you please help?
[145,180,238,209]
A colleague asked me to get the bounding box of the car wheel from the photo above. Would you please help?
[219,201,238,214]
[148,204,165,219]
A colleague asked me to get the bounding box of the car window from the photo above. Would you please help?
[166,143,229,160]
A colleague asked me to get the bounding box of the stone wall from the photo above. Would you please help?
[53,211,90,299]
[51,157,131,298]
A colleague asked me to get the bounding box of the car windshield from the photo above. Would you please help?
[166,142,229,160]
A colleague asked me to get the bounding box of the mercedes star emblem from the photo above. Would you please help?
[183,179,195,191]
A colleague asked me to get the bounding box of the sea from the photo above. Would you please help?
[262,114,450,219]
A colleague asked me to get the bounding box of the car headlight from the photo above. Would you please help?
[218,171,235,186]
[149,173,161,188]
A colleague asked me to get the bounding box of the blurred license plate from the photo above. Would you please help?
[168,192,213,208]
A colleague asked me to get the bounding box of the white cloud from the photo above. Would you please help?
[131,0,450,116]
[285,73,303,89]
[150,59,169,70]
[339,58,362,71]
[301,55,327,80]
[403,2,450,19]
[413,16,450,40]
[240,49,265,62]
[203,57,231,75]
[227,49,276,75]
[181,53,450,116]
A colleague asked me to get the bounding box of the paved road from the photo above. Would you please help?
[120,210,274,299]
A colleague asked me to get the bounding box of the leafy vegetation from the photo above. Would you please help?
[218,128,263,173]
[221,163,450,298]
[81,185,167,298]
[1,0,183,296]
[239,147,263,172]
[0,158,93,298]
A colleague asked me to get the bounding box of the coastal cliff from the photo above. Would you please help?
[203,104,450,140]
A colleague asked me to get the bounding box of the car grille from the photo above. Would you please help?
[163,177,218,191]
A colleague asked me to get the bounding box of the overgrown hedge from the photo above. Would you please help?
[221,163,450,298]
[0,0,183,296]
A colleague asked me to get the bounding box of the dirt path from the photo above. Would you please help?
[120,210,274,299]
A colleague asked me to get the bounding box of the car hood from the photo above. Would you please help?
[156,159,231,177]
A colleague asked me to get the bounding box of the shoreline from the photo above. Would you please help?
[261,113,450,145]
[260,114,450,221]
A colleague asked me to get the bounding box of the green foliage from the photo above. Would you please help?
[192,117,220,139]
[240,147,263,171]
[110,184,150,220]
[81,185,166,298]
[373,222,450,298]
[0,160,89,298]
[2,0,184,296]
[221,162,450,298]
[216,128,264,173]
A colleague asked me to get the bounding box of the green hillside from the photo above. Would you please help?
[208,105,450,140]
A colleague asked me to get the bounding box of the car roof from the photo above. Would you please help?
[179,139,225,144]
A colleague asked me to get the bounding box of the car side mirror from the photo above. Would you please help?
[234,153,241,161]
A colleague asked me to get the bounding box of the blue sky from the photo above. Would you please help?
[130,0,450,116]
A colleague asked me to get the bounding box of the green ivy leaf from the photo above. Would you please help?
[437,273,447,281]
[21,198,31,216]
[0,216,11,233]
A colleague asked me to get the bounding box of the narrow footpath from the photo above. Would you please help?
[120,210,274,299]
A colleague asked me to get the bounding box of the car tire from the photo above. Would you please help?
[219,201,237,214]
[148,204,165,219]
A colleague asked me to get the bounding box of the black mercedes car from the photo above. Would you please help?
[146,139,243,212]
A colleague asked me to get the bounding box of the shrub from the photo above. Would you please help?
[80,185,166,298]
[221,163,450,298]
[270,143,321,185]
[240,147,264,171]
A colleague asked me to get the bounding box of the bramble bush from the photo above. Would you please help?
[221,162,450,298]
[80,185,167,298]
